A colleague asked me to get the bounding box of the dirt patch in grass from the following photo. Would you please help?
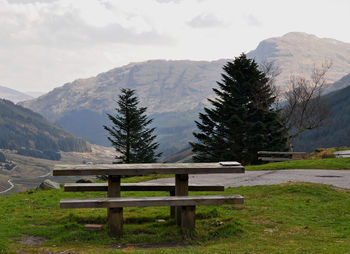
[18,236,48,247]
[112,243,196,249]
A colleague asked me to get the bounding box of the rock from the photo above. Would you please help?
[37,179,60,190]
[156,219,166,223]
[84,224,103,231]
[76,178,94,183]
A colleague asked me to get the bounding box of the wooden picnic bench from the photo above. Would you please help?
[53,162,245,235]
[64,182,225,218]
[258,151,306,162]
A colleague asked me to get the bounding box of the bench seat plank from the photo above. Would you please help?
[60,195,244,209]
[64,183,225,192]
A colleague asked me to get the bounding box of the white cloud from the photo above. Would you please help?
[155,0,182,3]
[245,14,262,27]
[187,13,224,28]
[0,0,350,92]
[0,0,173,49]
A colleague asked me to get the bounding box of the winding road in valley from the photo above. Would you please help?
[0,168,52,195]
[0,179,14,194]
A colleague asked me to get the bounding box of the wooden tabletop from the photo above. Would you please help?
[53,162,244,176]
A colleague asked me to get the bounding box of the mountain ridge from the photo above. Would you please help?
[247,32,350,88]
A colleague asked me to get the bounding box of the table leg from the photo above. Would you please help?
[175,174,188,225]
[170,190,175,218]
[181,206,195,231]
[108,175,122,236]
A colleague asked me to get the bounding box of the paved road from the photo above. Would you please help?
[147,170,350,189]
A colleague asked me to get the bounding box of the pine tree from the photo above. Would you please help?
[104,88,161,163]
[190,54,286,164]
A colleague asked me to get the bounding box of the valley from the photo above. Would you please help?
[0,145,115,196]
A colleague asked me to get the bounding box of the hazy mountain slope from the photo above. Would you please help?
[294,84,350,152]
[247,32,350,89]
[0,99,91,160]
[0,86,33,103]
[24,91,45,98]
[21,59,227,122]
[324,73,350,93]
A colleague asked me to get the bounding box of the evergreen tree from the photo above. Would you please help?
[190,54,286,164]
[104,88,161,163]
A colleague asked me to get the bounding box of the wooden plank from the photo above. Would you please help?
[60,195,244,209]
[258,151,306,155]
[64,183,225,192]
[258,157,296,162]
[53,162,245,176]
[175,174,188,225]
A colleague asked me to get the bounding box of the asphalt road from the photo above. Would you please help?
[147,170,350,189]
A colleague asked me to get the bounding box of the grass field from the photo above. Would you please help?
[246,158,350,171]
[1,182,350,253]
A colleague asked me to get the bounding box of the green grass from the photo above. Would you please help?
[246,158,350,170]
[121,174,173,183]
[1,183,350,253]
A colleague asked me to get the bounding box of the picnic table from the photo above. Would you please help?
[53,162,245,235]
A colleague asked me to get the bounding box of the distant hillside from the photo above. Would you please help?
[324,73,350,94]
[294,83,350,152]
[0,99,91,160]
[0,86,33,103]
[163,146,193,163]
[20,59,227,122]
[19,32,350,157]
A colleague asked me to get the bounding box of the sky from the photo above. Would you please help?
[1,0,350,93]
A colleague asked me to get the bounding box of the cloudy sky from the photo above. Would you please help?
[1,0,350,93]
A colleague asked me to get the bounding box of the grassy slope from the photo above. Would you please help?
[246,158,350,170]
[1,183,350,253]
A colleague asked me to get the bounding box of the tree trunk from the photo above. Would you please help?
[287,136,294,152]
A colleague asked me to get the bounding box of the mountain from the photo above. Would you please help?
[0,86,33,103]
[20,59,227,121]
[0,99,91,160]
[20,60,226,157]
[294,83,350,152]
[20,32,350,157]
[247,32,350,89]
